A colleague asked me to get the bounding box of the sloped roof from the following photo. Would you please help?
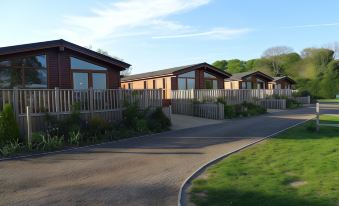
[272,76,296,84]
[122,62,231,82]
[0,39,131,69]
[225,71,274,81]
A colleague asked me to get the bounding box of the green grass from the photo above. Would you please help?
[318,99,339,103]
[190,115,339,206]
[320,115,339,125]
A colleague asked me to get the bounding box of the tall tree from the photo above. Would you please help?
[262,46,294,76]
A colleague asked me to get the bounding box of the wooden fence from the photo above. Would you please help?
[171,89,295,105]
[294,96,311,104]
[259,99,286,110]
[171,100,224,120]
[0,88,162,136]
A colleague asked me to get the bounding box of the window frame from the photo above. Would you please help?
[0,54,48,89]
[70,56,108,89]
[203,71,218,89]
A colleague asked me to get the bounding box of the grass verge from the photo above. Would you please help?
[190,115,339,206]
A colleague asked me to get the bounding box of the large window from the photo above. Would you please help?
[71,57,107,71]
[178,71,195,90]
[0,55,47,88]
[71,57,107,89]
[204,72,218,89]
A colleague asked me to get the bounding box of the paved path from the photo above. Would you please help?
[0,107,315,206]
[171,114,224,130]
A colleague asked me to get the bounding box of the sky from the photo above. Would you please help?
[1,0,339,74]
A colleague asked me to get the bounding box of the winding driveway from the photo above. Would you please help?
[0,107,315,206]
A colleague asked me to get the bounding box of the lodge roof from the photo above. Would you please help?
[122,62,231,82]
[0,39,131,69]
[225,71,274,81]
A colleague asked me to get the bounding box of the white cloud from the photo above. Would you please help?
[280,22,339,29]
[55,0,251,45]
[56,0,210,44]
[152,28,251,39]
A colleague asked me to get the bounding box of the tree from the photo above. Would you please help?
[227,59,246,73]
[262,46,294,76]
[324,42,339,59]
[212,60,228,71]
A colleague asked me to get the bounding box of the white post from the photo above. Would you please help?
[26,106,32,145]
[316,102,320,131]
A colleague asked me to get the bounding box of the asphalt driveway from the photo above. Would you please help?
[0,107,316,206]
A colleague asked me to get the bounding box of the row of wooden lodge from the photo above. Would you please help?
[0,40,295,100]
[121,63,295,99]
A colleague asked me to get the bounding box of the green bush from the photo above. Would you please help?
[286,98,301,109]
[0,139,24,157]
[224,104,236,119]
[223,102,266,119]
[32,133,64,152]
[147,107,171,132]
[69,130,81,146]
[0,104,20,146]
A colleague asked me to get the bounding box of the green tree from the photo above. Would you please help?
[212,60,228,71]
[227,59,246,73]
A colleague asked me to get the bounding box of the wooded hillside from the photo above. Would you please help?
[213,45,339,99]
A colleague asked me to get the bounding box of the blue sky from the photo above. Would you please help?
[1,0,339,74]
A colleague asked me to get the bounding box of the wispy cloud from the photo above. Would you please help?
[280,22,339,29]
[56,0,211,44]
[152,28,251,39]
[55,0,250,45]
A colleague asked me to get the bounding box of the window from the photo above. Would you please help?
[73,73,88,90]
[178,71,195,78]
[71,57,106,71]
[204,79,218,89]
[204,72,216,78]
[71,56,107,89]
[203,72,218,89]
[0,55,47,88]
[246,82,252,89]
[178,71,196,90]
[128,83,133,89]
[92,73,106,89]
[153,80,156,89]
[178,78,186,90]
[144,81,147,89]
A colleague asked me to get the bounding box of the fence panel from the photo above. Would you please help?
[294,96,311,104]
[0,88,163,137]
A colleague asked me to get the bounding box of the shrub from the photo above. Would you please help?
[306,124,317,132]
[224,104,236,119]
[0,104,20,146]
[223,102,266,119]
[147,107,171,132]
[44,103,84,142]
[0,139,24,157]
[69,130,81,146]
[85,115,109,142]
[286,98,301,109]
[32,133,64,152]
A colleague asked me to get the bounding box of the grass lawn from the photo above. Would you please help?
[320,114,339,125]
[190,115,339,206]
[318,99,339,103]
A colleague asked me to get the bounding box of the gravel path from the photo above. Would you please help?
[0,107,315,206]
